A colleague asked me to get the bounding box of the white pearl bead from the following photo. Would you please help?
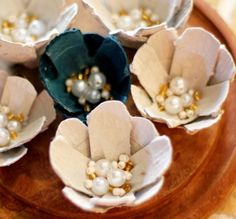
[84,179,93,189]
[88,161,95,167]
[2,28,10,35]
[12,28,28,43]
[91,66,100,74]
[7,120,22,133]
[0,106,10,114]
[88,72,106,90]
[87,166,95,175]
[166,89,173,97]
[8,15,17,23]
[65,79,73,87]
[145,9,152,16]
[28,20,46,37]
[101,90,110,100]
[16,18,27,29]
[186,109,195,118]
[156,95,164,104]
[139,21,148,28]
[0,128,10,147]
[118,161,126,170]
[119,154,129,163]
[111,161,118,169]
[170,77,188,95]
[107,169,126,187]
[95,159,111,177]
[151,14,159,23]
[116,16,133,31]
[0,113,8,128]
[179,111,187,120]
[125,171,132,181]
[164,96,183,115]
[86,89,101,104]
[78,96,86,106]
[130,9,142,21]
[91,177,109,196]
[112,188,125,196]
[181,93,193,107]
[72,80,88,98]
[188,89,194,96]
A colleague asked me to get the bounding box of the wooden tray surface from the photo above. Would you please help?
[1,0,236,218]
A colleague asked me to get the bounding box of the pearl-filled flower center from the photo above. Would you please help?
[84,154,134,197]
[65,66,113,113]
[156,76,201,120]
[0,13,47,43]
[112,7,161,31]
[0,105,26,147]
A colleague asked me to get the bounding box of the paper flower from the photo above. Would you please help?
[50,101,172,213]
[0,0,78,66]
[40,29,130,121]
[82,0,193,48]
[131,27,235,133]
[0,71,56,167]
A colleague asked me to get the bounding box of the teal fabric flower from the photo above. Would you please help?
[40,29,130,121]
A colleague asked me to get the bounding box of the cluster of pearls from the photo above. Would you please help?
[65,66,113,113]
[0,105,26,147]
[112,7,160,31]
[84,154,134,197]
[156,76,201,120]
[0,13,47,43]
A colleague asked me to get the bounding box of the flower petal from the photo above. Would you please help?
[0,70,8,97]
[130,136,172,192]
[56,118,90,157]
[131,44,168,99]
[90,192,135,207]
[0,76,37,118]
[145,103,196,128]
[0,146,27,167]
[62,187,111,213]
[147,28,177,73]
[29,90,56,130]
[184,114,223,134]
[87,101,131,161]
[197,81,229,117]
[131,116,159,155]
[134,177,164,205]
[210,45,235,85]
[56,3,78,33]
[131,85,152,118]
[0,116,45,153]
[0,1,23,18]
[170,28,221,90]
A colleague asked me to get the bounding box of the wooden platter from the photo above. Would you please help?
[1,0,236,218]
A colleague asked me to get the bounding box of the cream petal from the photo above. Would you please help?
[0,116,45,153]
[55,3,78,33]
[26,0,64,27]
[62,187,111,213]
[29,90,56,130]
[131,116,159,155]
[56,118,90,157]
[0,146,27,167]
[197,81,230,117]
[87,101,131,161]
[0,76,37,118]
[50,136,92,196]
[0,1,24,19]
[131,85,152,118]
[145,103,196,128]
[131,44,168,99]
[130,136,172,192]
[184,114,223,134]
[210,45,235,85]
[0,70,8,97]
[90,192,135,207]
[170,28,221,90]
[147,28,177,73]
[134,177,164,205]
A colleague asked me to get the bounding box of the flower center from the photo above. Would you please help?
[112,7,160,31]
[65,66,113,113]
[0,105,27,147]
[156,76,201,120]
[0,13,47,43]
[84,154,134,197]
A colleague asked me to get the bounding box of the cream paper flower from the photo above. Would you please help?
[82,0,193,48]
[0,0,78,66]
[0,71,56,167]
[131,27,235,133]
[50,101,172,213]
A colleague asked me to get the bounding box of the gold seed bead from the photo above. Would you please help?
[67,86,72,93]
[31,35,38,41]
[103,84,111,91]
[16,114,25,123]
[88,173,97,180]
[122,183,132,193]
[124,161,134,171]
[27,14,39,24]
[71,73,77,80]
[194,91,201,101]
[109,186,114,193]
[10,131,18,140]
[84,104,91,113]
[78,73,84,80]
[159,105,165,112]
[159,84,168,97]
[7,113,15,120]
[189,103,198,111]
[119,9,128,16]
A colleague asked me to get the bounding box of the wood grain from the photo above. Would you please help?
[0,0,236,218]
